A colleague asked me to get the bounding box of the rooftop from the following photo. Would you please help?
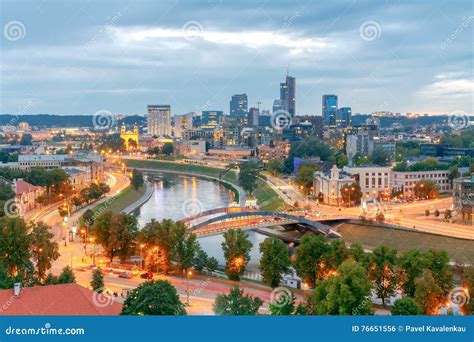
[0,283,122,315]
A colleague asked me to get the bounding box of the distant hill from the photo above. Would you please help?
[0,114,146,128]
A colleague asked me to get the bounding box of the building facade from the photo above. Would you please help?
[230,94,248,119]
[313,166,354,205]
[336,107,351,128]
[147,105,171,136]
[391,169,451,197]
[453,176,473,223]
[343,165,392,200]
[322,94,338,127]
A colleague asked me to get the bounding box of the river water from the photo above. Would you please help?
[136,173,266,272]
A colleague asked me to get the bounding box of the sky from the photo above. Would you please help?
[1,0,473,117]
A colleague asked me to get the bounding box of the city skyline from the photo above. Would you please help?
[1,0,473,116]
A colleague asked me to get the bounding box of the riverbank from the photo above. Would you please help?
[123,159,284,211]
[337,222,474,264]
[92,183,147,214]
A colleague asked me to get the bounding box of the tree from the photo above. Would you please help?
[414,269,443,315]
[391,297,421,315]
[327,239,349,270]
[213,286,263,315]
[29,222,59,279]
[269,293,307,315]
[91,211,138,262]
[462,266,474,315]
[173,225,200,273]
[19,133,32,146]
[310,259,373,315]
[162,143,174,155]
[0,217,33,281]
[448,166,460,186]
[131,169,144,190]
[206,257,219,273]
[349,243,369,268]
[58,266,76,284]
[370,148,391,166]
[423,250,453,295]
[293,234,330,287]
[259,238,291,288]
[193,249,208,272]
[295,162,319,193]
[368,246,398,306]
[399,250,425,297]
[82,209,94,226]
[238,161,259,194]
[341,183,362,206]
[284,137,334,172]
[90,268,104,292]
[267,159,284,176]
[221,229,253,281]
[139,219,183,274]
[352,153,369,166]
[414,179,439,199]
[121,280,186,316]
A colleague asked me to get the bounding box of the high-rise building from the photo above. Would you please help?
[279,75,296,117]
[201,110,223,130]
[173,112,194,138]
[247,107,259,126]
[322,95,338,127]
[147,105,171,136]
[336,107,352,128]
[230,94,248,118]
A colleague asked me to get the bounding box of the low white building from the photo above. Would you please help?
[392,169,451,197]
[343,165,392,201]
[313,165,354,206]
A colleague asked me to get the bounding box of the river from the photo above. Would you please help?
[136,173,266,272]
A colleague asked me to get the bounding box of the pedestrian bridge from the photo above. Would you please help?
[181,207,341,239]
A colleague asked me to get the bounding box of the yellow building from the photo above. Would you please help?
[120,124,139,150]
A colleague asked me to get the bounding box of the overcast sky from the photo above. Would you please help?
[1,0,473,116]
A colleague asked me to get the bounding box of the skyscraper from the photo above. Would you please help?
[201,110,223,130]
[279,75,296,117]
[230,94,248,118]
[147,105,171,136]
[322,95,338,127]
[248,107,259,126]
[336,107,352,128]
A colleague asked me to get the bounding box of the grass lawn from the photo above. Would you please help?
[338,223,474,264]
[92,185,146,214]
[254,179,287,211]
[125,159,225,178]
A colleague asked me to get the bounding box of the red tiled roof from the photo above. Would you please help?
[14,179,42,196]
[0,283,122,315]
